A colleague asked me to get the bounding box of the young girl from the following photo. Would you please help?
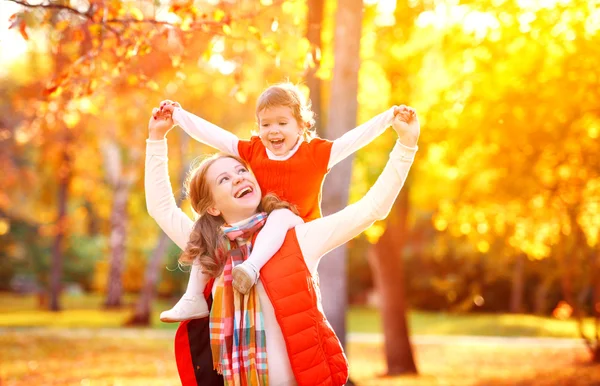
[155,82,407,322]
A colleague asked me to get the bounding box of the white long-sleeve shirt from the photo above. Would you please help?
[172,106,397,168]
[145,138,417,385]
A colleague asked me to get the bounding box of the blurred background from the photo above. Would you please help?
[1,0,599,385]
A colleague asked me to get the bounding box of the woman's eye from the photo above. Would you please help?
[219,177,229,184]
[238,168,248,174]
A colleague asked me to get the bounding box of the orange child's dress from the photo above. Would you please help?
[238,136,334,221]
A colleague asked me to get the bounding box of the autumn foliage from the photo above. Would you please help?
[1,0,600,373]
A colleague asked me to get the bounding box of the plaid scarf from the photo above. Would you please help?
[210,212,269,386]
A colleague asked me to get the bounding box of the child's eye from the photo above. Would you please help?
[279,122,287,126]
[261,123,270,127]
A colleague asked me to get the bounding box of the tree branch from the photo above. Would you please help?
[7,0,92,19]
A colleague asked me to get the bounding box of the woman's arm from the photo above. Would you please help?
[297,107,420,272]
[169,106,240,156]
[327,107,396,169]
[145,138,195,251]
[297,140,417,272]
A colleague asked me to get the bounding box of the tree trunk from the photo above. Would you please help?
[306,0,324,128]
[589,249,600,363]
[128,233,170,325]
[367,185,418,375]
[49,137,71,311]
[510,254,525,313]
[47,14,74,312]
[534,277,552,315]
[557,238,575,308]
[318,0,364,352]
[104,182,129,308]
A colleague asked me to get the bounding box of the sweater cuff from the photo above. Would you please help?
[146,139,168,156]
[392,140,418,162]
[385,106,396,125]
[172,107,185,126]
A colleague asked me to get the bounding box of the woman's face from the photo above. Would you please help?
[204,157,262,224]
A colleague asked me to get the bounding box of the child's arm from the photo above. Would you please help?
[247,209,304,271]
[327,106,397,169]
[161,102,240,156]
[299,108,419,273]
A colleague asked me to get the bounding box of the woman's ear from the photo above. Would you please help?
[207,206,221,217]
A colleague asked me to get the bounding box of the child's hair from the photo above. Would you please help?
[179,153,298,277]
[255,82,317,141]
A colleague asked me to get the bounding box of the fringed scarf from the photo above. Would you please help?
[210,212,269,386]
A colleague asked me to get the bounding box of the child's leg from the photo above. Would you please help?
[160,258,211,322]
[232,209,304,294]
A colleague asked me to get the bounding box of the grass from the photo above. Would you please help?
[0,329,597,386]
[1,293,598,385]
[349,306,597,338]
[0,293,596,338]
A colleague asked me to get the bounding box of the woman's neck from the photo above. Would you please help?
[225,211,261,227]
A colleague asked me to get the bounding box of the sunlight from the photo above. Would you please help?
[372,0,397,27]
[415,0,578,40]
[516,0,574,11]
[0,2,29,70]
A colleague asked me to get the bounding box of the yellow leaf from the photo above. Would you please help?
[127,75,139,85]
[56,20,69,32]
[214,9,225,22]
[147,80,159,91]
[222,24,232,35]
[234,90,247,104]
[0,219,10,236]
[130,7,144,21]
[171,56,182,67]
[365,222,385,244]
[89,24,102,36]
[64,111,81,129]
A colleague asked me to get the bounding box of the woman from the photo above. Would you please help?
[146,107,419,386]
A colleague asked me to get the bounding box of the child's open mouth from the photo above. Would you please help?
[270,139,284,151]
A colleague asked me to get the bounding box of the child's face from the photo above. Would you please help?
[257,106,304,156]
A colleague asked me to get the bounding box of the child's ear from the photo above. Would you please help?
[207,206,221,217]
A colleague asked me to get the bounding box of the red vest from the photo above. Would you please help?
[259,229,349,386]
[238,136,333,221]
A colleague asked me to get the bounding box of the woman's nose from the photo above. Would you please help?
[232,174,243,184]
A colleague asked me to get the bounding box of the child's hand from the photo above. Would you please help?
[159,100,181,118]
[392,105,420,147]
[148,107,175,140]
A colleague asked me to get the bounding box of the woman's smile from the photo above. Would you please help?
[233,185,255,199]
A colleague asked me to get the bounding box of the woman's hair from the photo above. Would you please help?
[179,153,298,278]
[255,82,317,141]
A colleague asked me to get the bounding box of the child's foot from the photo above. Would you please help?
[232,262,259,295]
[160,294,209,323]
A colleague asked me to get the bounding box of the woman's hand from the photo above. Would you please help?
[148,107,174,140]
[392,105,420,147]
